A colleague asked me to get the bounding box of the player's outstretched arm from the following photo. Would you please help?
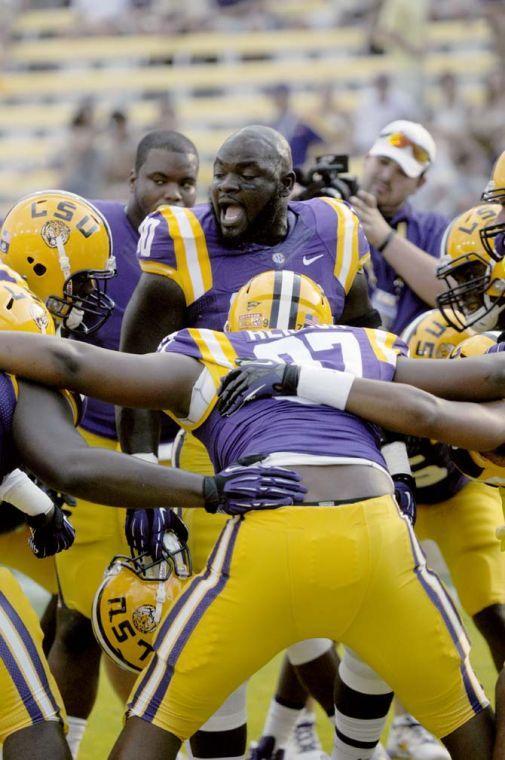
[0,330,198,412]
[218,360,505,451]
[14,381,306,511]
[394,354,505,401]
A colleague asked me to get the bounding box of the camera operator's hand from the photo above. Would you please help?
[349,190,392,249]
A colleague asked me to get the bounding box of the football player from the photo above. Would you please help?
[0,271,496,760]
[13,132,198,758]
[119,123,375,759]
[436,203,504,334]
[0,187,304,758]
[0,281,302,760]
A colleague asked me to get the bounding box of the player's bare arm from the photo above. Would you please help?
[394,354,505,400]
[340,270,380,327]
[14,380,305,514]
[0,331,199,413]
[14,380,206,508]
[218,353,505,450]
[343,380,505,451]
[118,272,187,452]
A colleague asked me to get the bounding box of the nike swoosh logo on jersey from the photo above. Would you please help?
[303,254,324,265]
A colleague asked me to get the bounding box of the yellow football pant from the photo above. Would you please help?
[0,567,66,742]
[0,527,57,595]
[174,431,227,573]
[128,496,488,740]
[415,481,505,616]
[55,428,129,618]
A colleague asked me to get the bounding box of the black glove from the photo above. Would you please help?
[393,474,417,525]
[125,507,189,561]
[27,505,75,558]
[203,463,307,515]
[218,359,299,416]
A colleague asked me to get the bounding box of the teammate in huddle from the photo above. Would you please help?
[119,124,375,758]
[0,276,306,760]
[0,271,496,760]
[0,132,200,757]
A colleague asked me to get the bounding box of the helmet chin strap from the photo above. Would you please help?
[55,235,71,282]
[471,297,504,332]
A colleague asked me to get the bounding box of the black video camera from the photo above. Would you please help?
[294,154,359,202]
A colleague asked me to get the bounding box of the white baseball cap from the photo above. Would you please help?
[369,120,436,178]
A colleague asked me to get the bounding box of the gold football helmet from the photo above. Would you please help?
[0,190,115,335]
[0,279,55,335]
[227,270,333,332]
[92,543,190,673]
[436,204,505,332]
[448,332,505,486]
[481,150,505,260]
[401,308,474,359]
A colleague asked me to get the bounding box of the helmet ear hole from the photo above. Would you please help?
[33,264,46,276]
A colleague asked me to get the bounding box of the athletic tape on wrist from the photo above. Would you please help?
[0,469,53,517]
[381,441,411,476]
[297,366,355,410]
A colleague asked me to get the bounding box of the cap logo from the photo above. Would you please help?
[41,220,70,249]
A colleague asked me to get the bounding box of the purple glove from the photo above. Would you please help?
[218,359,299,417]
[125,507,189,561]
[27,505,75,558]
[393,474,417,525]
[203,464,307,515]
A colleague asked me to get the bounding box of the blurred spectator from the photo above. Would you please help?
[100,109,137,200]
[480,0,505,67]
[54,100,105,198]
[430,72,469,137]
[72,0,130,34]
[267,83,323,168]
[468,68,505,162]
[350,119,448,334]
[352,73,416,153]
[372,0,430,115]
[311,84,354,155]
[148,93,179,132]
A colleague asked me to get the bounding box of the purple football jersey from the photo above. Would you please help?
[137,198,369,331]
[0,373,18,479]
[73,201,141,439]
[159,325,407,472]
[367,202,448,334]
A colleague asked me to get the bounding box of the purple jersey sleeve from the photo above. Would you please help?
[136,203,213,307]
[307,198,370,296]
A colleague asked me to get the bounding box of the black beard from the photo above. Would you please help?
[210,188,288,247]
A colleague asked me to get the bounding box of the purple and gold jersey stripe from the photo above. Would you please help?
[128,516,241,724]
[139,206,212,307]
[0,589,60,722]
[401,516,487,713]
[321,198,366,294]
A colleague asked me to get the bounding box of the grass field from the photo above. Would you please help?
[80,612,497,759]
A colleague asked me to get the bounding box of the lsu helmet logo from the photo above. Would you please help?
[41,219,71,249]
[132,604,159,635]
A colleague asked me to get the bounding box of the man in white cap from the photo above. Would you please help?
[350,120,448,334]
